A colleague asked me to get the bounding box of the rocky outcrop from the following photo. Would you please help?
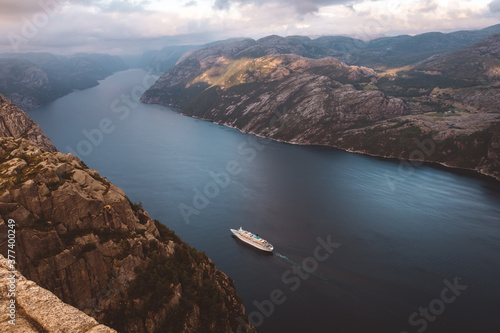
[0,94,56,152]
[0,137,254,332]
[0,255,116,332]
[0,53,128,110]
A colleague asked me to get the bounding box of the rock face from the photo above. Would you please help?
[0,137,254,333]
[0,53,128,110]
[0,255,117,332]
[141,52,406,141]
[0,94,56,152]
[141,32,500,181]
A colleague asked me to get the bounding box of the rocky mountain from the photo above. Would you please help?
[141,29,500,181]
[0,53,128,110]
[168,25,500,70]
[418,32,500,81]
[142,53,406,137]
[0,94,56,152]
[0,97,254,332]
[319,24,500,68]
[378,33,500,113]
[0,255,116,332]
[143,25,500,78]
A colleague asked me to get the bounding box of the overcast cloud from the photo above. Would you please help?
[213,0,355,14]
[0,0,498,54]
[490,0,500,12]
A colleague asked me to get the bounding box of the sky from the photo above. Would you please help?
[0,0,499,54]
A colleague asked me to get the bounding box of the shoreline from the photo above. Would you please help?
[157,102,500,184]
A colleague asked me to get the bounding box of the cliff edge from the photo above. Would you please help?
[0,255,116,332]
[0,94,56,152]
[0,137,252,332]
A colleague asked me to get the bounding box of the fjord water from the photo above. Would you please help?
[30,69,500,333]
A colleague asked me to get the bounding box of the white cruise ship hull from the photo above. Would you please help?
[231,228,274,252]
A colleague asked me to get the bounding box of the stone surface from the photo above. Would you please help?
[0,255,117,333]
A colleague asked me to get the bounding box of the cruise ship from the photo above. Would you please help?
[230,227,274,252]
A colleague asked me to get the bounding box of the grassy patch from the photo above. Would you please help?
[154,219,181,243]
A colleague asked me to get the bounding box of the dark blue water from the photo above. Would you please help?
[30,69,500,333]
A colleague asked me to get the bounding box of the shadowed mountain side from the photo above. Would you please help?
[0,53,128,110]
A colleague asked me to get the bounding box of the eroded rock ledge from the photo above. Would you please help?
[0,254,116,332]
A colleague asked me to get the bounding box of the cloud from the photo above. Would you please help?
[101,0,151,13]
[415,0,438,13]
[0,0,497,54]
[0,0,54,21]
[489,0,500,12]
[213,0,356,15]
[214,0,230,10]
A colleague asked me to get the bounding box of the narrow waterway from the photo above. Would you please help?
[30,69,500,333]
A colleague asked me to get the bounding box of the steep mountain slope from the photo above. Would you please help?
[0,53,128,110]
[142,53,406,142]
[418,32,500,81]
[0,94,56,152]
[378,33,500,113]
[0,97,254,332]
[141,30,500,181]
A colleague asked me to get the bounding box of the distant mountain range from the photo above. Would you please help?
[0,52,128,110]
[158,24,500,69]
[318,24,500,67]
[141,25,500,181]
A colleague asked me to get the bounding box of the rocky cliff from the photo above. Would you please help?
[141,31,500,181]
[0,137,253,333]
[0,255,116,332]
[0,94,56,152]
[0,97,253,332]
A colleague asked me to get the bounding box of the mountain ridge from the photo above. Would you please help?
[141,28,500,181]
